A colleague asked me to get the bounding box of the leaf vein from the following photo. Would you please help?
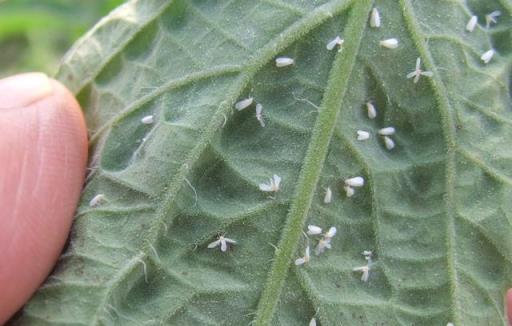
[400,0,462,323]
[253,1,372,324]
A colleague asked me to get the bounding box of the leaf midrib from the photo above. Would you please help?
[81,0,360,324]
[253,1,373,324]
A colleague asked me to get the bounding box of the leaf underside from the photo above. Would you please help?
[13,0,512,325]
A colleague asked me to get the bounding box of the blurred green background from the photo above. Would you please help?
[0,0,125,78]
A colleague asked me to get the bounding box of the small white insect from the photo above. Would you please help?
[366,101,377,119]
[137,257,149,283]
[235,97,254,111]
[383,136,395,150]
[259,174,282,192]
[406,57,433,83]
[309,317,317,326]
[207,235,237,252]
[485,10,501,28]
[370,7,381,28]
[275,57,294,67]
[481,49,495,64]
[295,245,311,265]
[89,194,106,207]
[307,225,323,235]
[315,238,332,255]
[324,187,332,204]
[344,185,355,197]
[344,176,365,187]
[466,15,478,32]
[446,323,454,326]
[353,250,373,282]
[325,226,337,238]
[353,265,370,282]
[255,103,265,127]
[356,130,370,141]
[315,226,336,255]
[141,115,154,124]
[326,36,344,51]
[378,127,395,136]
[379,38,399,49]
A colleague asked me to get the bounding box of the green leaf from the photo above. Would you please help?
[14,0,512,325]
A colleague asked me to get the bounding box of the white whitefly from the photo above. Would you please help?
[89,194,106,207]
[446,323,454,326]
[354,250,373,282]
[378,126,395,136]
[259,174,282,192]
[481,49,495,64]
[384,136,395,150]
[141,115,154,124]
[326,36,344,51]
[255,103,265,127]
[344,185,355,197]
[275,57,294,67]
[315,226,336,255]
[325,226,337,238]
[466,15,478,32]
[370,7,381,28]
[353,265,370,282]
[295,245,311,266]
[235,97,254,111]
[357,130,370,141]
[315,238,332,255]
[307,225,323,235]
[485,10,501,28]
[207,239,220,249]
[366,101,377,119]
[379,38,399,49]
[207,235,237,252]
[345,176,365,187]
[309,317,317,326]
[324,187,332,204]
[406,57,433,83]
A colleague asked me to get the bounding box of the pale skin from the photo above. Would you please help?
[0,73,511,325]
[0,73,88,324]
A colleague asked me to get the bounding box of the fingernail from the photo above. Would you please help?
[0,73,54,109]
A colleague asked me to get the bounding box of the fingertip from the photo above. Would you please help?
[0,72,53,109]
[48,77,89,157]
[0,73,88,323]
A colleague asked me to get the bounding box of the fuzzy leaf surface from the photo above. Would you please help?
[14,0,512,325]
